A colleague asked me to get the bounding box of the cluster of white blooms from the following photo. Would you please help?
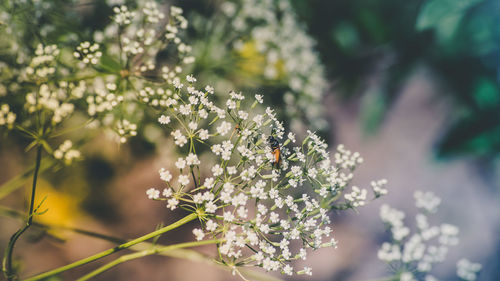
[371,179,388,197]
[457,259,482,281]
[86,80,123,116]
[344,186,367,207]
[116,119,138,143]
[25,84,75,125]
[25,44,59,79]
[191,0,328,132]
[53,140,81,165]
[74,41,102,65]
[113,5,135,25]
[414,190,441,213]
[145,74,386,276]
[0,104,16,129]
[75,2,194,143]
[378,190,481,281]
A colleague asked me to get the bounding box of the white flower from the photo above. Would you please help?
[146,188,160,199]
[198,129,209,140]
[203,177,215,189]
[216,121,232,136]
[162,188,173,198]
[205,201,217,213]
[159,168,172,182]
[206,220,218,232]
[188,121,198,131]
[414,191,441,213]
[186,153,200,165]
[192,228,205,241]
[158,115,171,124]
[178,175,190,186]
[283,264,293,275]
[400,272,416,281]
[167,198,179,210]
[211,164,223,176]
[175,157,187,169]
[171,130,188,147]
[255,94,263,103]
[344,186,367,207]
[457,259,482,281]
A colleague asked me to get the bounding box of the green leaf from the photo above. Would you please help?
[436,108,500,157]
[416,0,484,43]
[416,0,484,31]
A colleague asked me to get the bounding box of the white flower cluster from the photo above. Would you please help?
[116,119,137,143]
[378,190,481,281]
[371,179,388,197]
[0,104,16,128]
[26,84,77,125]
[113,5,135,25]
[25,44,59,79]
[53,140,81,165]
[74,41,102,65]
[193,0,328,132]
[414,190,441,213]
[78,2,194,143]
[145,74,386,276]
[457,258,482,281]
[86,81,123,116]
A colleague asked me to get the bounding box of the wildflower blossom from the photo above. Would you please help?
[0,104,16,129]
[457,258,482,281]
[377,190,481,280]
[190,0,328,133]
[53,140,81,165]
[143,74,386,276]
[74,41,102,65]
[146,188,160,199]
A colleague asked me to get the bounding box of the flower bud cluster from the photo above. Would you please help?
[116,119,138,143]
[53,140,81,165]
[0,104,16,129]
[74,41,102,65]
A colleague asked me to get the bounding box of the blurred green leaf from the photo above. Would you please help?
[332,22,360,52]
[437,108,500,157]
[416,0,483,31]
[416,0,484,43]
[474,77,500,109]
[360,88,387,135]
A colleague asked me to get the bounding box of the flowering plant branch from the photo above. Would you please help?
[376,191,482,281]
[0,2,389,280]
[24,213,198,281]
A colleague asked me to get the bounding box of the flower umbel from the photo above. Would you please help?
[146,74,386,276]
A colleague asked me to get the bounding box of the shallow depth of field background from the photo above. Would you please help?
[1,0,499,280]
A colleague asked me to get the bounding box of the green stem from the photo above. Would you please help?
[3,145,43,281]
[0,207,281,281]
[76,239,222,281]
[24,213,198,281]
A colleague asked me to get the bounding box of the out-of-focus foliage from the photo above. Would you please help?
[290,0,500,158]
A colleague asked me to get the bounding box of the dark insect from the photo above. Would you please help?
[267,135,281,168]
